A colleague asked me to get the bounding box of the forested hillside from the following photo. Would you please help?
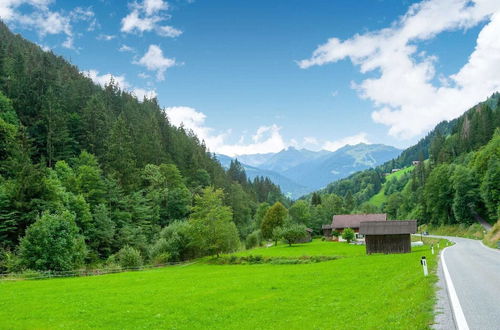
[313,93,500,226]
[0,22,287,272]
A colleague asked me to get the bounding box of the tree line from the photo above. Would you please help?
[0,22,289,272]
[312,93,500,226]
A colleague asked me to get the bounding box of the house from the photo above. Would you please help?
[412,160,421,166]
[322,213,387,241]
[391,168,401,173]
[360,220,417,254]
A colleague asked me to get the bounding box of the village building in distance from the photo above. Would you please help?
[322,213,387,241]
[323,213,418,254]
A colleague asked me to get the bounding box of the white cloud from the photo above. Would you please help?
[0,1,96,49]
[82,69,157,102]
[164,106,370,156]
[61,36,74,49]
[135,45,177,81]
[83,70,130,90]
[97,34,116,41]
[132,88,157,100]
[156,25,182,37]
[119,44,135,52]
[299,0,500,139]
[138,72,150,79]
[322,133,370,152]
[121,0,182,38]
[164,106,228,151]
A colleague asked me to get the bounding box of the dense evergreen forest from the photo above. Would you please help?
[0,22,288,272]
[310,93,500,226]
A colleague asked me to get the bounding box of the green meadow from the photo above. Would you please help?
[0,240,440,329]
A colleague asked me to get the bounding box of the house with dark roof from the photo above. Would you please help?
[322,213,387,241]
[360,220,417,254]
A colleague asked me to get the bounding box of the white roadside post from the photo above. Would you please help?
[421,256,428,276]
[431,244,434,255]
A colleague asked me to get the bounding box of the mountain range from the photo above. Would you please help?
[217,143,401,198]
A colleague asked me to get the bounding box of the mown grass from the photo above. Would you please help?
[0,240,440,329]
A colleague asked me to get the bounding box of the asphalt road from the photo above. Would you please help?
[432,236,500,330]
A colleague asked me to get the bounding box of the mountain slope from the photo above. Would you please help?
[216,154,309,198]
[218,143,401,197]
[283,144,401,190]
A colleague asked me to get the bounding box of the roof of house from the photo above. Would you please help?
[331,214,387,229]
[306,228,314,233]
[322,224,333,229]
[359,220,417,235]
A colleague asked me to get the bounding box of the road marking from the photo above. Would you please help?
[441,247,469,330]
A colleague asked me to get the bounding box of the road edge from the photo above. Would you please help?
[479,240,500,253]
[441,246,469,330]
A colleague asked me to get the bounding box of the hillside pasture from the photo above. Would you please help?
[0,240,440,329]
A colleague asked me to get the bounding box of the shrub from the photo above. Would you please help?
[342,228,355,243]
[18,211,87,271]
[0,249,20,273]
[116,246,143,268]
[245,230,261,249]
[157,221,194,261]
[151,253,171,266]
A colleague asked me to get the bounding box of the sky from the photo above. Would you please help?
[1,0,500,156]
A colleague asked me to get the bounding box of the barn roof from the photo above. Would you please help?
[359,220,417,235]
[331,214,387,229]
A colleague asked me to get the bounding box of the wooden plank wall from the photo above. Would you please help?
[365,234,411,254]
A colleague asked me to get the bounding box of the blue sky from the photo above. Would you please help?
[2,0,500,156]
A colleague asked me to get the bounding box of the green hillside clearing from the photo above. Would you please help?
[368,166,415,207]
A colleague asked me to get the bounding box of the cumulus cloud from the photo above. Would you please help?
[164,106,369,156]
[164,106,228,151]
[322,133,370,152]
[82,69,156,102]
[121,0,183,38]
[0,1,96,49]
[135,45,177,81]
[299,0,500,139]
[132,88,157,100]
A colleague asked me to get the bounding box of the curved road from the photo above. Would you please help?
[433,236,500,330]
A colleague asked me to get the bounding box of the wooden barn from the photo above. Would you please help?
[359,220,417,254]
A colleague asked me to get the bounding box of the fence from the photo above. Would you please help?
[0,261,191,281]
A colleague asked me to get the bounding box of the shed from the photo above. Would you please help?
[322,224,333,237]
[360,220,417,254]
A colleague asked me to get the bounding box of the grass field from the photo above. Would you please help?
[0,240,441,329]
[368,165,415,207]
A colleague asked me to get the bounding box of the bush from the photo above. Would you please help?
[342,228,355,243]
[18,211,87,271]
[116,246,143,268]
[157,221,194,261]
[0,249,20,273]
[245,230,261,249]
[279,223,308,246]
[151,253,171,266]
